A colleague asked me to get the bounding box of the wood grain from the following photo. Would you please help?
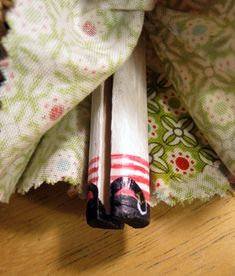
[0,183,235,275]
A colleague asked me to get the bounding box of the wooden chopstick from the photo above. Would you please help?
[86,33,150,229]
[110,33,150,228]
[86,80,124,229]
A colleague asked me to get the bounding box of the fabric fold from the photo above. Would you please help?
[146,57,231,206]
[17,97,91,196]
[146,2,235,176]
[0,0,145,202]
[0,0,233,206]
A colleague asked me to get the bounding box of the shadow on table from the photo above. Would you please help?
[0,182,229,274]
[0,182,126,273]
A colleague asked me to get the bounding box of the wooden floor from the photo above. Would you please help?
[0,183,235,276]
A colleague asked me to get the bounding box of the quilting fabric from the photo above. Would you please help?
[0,0,152,202]
[146,0,235,204]
[146,54,231,205]
[0,0,234,205]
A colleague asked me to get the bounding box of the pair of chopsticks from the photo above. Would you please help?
[86,34,150,229]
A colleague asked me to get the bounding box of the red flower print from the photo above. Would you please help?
[49,105,64,121]
[82,21,97,36]
[169,151,196,176]
[175,157,190,170]
[156,182,161,188]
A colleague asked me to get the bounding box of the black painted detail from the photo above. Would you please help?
[86,183,124,229]
[110,177,150,228]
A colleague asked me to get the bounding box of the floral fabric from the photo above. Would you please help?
[0,0,234,205]
[147,63,231,205]
[147,1,235,174]
[145,0,235,204]
[0,0,148,202]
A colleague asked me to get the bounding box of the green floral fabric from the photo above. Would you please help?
[146,1,235,175]
[145,0,235,205]
[0,0,234,205]
[17,97,91,196]
[146,62,231,205]
[0,0,153,202]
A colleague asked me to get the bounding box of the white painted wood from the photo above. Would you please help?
[111,35,148,161]
[88,82,112,211]
[110,34,149,197]
[88,34,149,209]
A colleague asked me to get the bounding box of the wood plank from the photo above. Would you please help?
[0,183,234,275]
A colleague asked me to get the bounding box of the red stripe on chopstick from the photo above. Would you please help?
[111,154,149,168]
[88,176,99,184]
[111,163,149,174]
[110,175,149,186]
[88,166,98,175]
[89,156,99,166]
